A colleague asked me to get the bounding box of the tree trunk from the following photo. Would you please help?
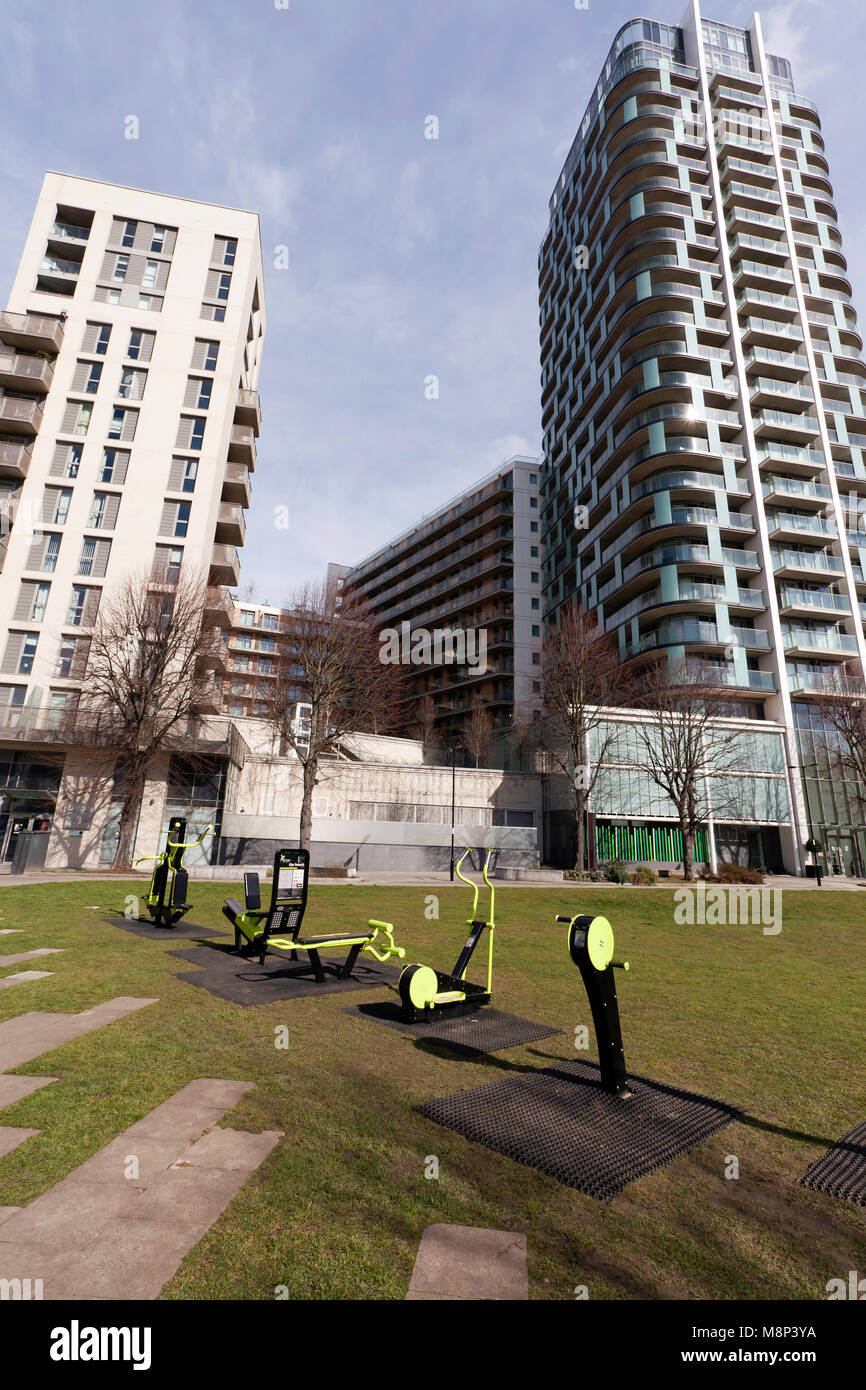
[298,759,317,853]
[113,769,147,870]
[682,818,695,882]
[574,787,587,872]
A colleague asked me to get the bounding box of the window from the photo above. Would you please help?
[105,290,121,305]
[260,637,275,653]
[532,653,540,666]
[195,379,211,409]
[30,583,50,623]
[94,325,111,354]
[120,220,137,248]
[203,341,219,370]
[74,403,92,435]
[100,449,121,483]
[223,238,237,266]
[189,417,205,449]
[531,624,540,637]
[77,538,96,575]
[18,633,38,674]
[55,638,78,678]
[88,495,106,528]
[42,535,61,572]
[261,614,278,630]
[117,368,144,400]
[142,260,158,289]
[150,226,166,253]
[530,498,537,508]
[63,444,83,479]
[108,408,125,439]
[181,459,197,493]
[165,547,183,581]
[85,363,102,393]
[258,657,273,674]
[530,571,539,583]
[531,546,539,558]
[173,501,191,538]
[239,611,255,627]
[66,586,88,625]
[234,656,249,673]
[531,598,540,610]
[127,330,143,360]
[235,634,251,650]
[138,294,153,310]
[530,521,538,533]
[529,473,537,484]
[113,254,130,282]
[217,272,231,301]
[52,490,72,525]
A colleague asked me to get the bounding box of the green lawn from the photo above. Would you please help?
[0,878,863,1300]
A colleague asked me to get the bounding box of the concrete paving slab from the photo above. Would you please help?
[0,1079,282,1299]
[0,929,23,935]
[0,1126,40,1158]
[0,1075,58,1108]
[0,949,64,967]
[0,1207,21,1225]
[0,972,53,991]
[406,1224,528,1301]
[0,997,157,1071]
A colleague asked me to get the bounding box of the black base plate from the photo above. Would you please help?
[798,1120,866,1206]
[107,916,225,940]
[418,1057,741,1199]
[344,1001,561,1056]
[169,942,402,1005]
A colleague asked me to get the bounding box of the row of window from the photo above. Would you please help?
[2,628,89,679]
[14,579,100,627]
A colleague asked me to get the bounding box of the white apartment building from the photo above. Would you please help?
[0,172,264,864]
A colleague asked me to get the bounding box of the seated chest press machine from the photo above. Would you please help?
[222,847,405,981]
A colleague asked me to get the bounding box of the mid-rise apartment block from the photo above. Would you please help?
[537,4,866,874]
[0,172,264,863]
[342,457,544,750]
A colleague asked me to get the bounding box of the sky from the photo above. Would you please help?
[1,0,865,605]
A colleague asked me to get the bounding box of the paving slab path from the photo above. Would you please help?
[406,1224,528,1300]
[0,949,63,968]
[0,1079,282,1299]
[0,971,54,992]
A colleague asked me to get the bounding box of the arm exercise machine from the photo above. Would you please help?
[222,847,405,982]
[398,848,496,1022]
[557,912,631,1097]
[135,818,213,928]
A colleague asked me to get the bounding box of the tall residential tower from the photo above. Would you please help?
[539,5,866,873]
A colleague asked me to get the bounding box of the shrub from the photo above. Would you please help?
[603,859,629,885]
[628,867,657,886]
[563,868,605,882]
[704,862,765,885]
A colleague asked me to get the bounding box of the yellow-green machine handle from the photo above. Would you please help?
[363,920,406,963]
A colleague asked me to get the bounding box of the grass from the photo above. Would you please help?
[0,878,864,1300]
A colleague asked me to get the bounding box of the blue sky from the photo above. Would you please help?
[1,0,864,603]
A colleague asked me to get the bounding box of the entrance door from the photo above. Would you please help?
[826,834,858,877]
[3,814,33,863]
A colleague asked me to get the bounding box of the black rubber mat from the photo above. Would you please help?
[169,942,402,1005]
[418,1058,741,1200]
[107,916,225,940]
[344,1001,561,1056]
[798,1120,866,1206]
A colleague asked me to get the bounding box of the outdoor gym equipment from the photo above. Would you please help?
[222,847,405,981]
[398,847,495,1022]
[136,818,213,928]
[557,912,631,1097]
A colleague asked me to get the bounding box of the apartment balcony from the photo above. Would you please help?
[626,620,771,658]
[234,388,261,435]
[768,513,835,543]
[779,587,851,618]
[215,502,246,547]
[756,442,825,474]
[0,349,53,394]
[197,674,223,714]
[198,632,231,673]
[210,543,240,586]
[691,663,776,692]
[739,316,803,349]
[762,477,830,507]
[771,548,844,578]
[753,410,819,443]
[743,347,808,378]
[228,425,256,469]
[749,378,813,410]
[0,310,64,354]
[783,628,858,657]
[788,668,861,695]
[221,461,251,508]
[37,252,83,296]
[0,440,32,480]
[0,396,43,436]
[48,219,90,245]
[204,586,234,629]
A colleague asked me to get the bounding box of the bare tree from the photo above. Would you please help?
[79,568,220,868]
[412,694,441,761]
[633,657,744,881]
[539,601,632,871]
[263,579,406,852]
[463,696,495,769]
[814,664,866,812]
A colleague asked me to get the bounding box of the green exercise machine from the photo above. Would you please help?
[135,818,213,928]
[222,847,405,981]
[557,912,631,1096]
[398,847,496,1022]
